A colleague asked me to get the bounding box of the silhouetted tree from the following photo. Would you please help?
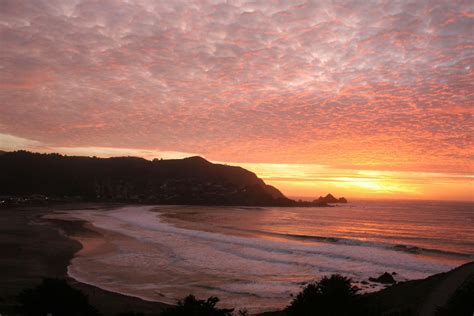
[19,278,99,316]
[286,274,362,316]
[160,295,233,316]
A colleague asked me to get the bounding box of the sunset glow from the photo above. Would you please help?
[238,163,473,201]
[1,0,473,201]
[1,2,474,312]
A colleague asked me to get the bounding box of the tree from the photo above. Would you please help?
[160,295,233,316]
[286,274,362,316]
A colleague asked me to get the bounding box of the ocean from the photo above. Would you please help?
[47,200,474,313]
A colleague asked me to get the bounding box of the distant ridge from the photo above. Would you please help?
[0,151,343,207]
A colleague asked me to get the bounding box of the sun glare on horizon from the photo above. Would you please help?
[0,0,473,201]
[1,2,474,314]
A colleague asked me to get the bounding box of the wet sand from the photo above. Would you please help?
[1,204,472,315]
[0,204,169,315]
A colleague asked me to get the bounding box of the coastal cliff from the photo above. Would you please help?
[0,151,344,207]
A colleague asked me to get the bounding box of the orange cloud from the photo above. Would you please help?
[0,0,472,200]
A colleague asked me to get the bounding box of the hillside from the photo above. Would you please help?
[0,151,328,207]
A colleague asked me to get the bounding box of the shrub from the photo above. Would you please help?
[286,274,362,316]
[160,295,233,316]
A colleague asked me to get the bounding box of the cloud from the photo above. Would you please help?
[0,133,198,160]
[0,133,43,151]
[0,0,473,173]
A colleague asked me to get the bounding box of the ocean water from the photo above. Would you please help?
[48,200,474,313]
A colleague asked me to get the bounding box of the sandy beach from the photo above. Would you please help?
[1,204,472,316]
[0,204,169,315]
[2,0,472,313]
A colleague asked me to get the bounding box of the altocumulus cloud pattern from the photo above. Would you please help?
[0,0,473,173]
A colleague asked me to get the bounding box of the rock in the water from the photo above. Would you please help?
[314,193,348,204]
[369,272,396,284]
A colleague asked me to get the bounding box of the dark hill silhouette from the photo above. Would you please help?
[0,151,340,207]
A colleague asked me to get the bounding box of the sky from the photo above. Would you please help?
[0,0,473,201]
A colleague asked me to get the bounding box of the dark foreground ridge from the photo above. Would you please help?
[0,151,346,207]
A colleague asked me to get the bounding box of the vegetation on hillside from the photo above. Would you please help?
[4,272,472,316]
[285,274,366,316]
[0,151,324,207]
[160,295,233,316]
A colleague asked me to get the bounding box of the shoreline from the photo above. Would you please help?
[1,204,472,315]
[0,204,170,316]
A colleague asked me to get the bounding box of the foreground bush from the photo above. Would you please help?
[286,274,363,316]
[19,278,99,316]
[160,295,233,316]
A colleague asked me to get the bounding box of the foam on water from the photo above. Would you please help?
[47,204,471,313]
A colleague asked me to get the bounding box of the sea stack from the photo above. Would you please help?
[315,193,348,204]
